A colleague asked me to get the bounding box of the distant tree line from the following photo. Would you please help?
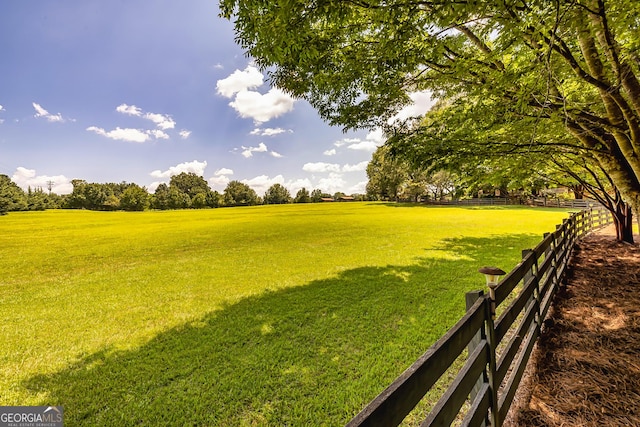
[365,145,564,203]
[0,173,369,214]
[0,175,65,214]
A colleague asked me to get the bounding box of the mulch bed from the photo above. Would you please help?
[511,226,640,426]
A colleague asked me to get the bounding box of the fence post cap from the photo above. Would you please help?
[478,266,506,276]
[479,266,506,291]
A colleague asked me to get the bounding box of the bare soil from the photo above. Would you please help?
[511,225,640,426]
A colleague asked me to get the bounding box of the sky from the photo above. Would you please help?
[0,0,434,196]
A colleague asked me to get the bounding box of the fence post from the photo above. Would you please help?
[466,290,489,427]
[542,233,552,258]
[561,218,572,250]
[557,221,572,287]
[522,249,542,335]
[543,232,558,285]
[521,249,536,301]
[486,298,499,427]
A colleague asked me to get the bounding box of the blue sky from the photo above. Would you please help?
[0,0,433,196]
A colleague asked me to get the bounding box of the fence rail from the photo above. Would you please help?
[347,207,613,427]
[423,198,600,209]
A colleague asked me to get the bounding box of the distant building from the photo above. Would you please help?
[320,197,335,202]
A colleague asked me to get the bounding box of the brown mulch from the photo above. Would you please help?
[511,225,640,426]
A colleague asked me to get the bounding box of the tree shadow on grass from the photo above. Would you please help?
[23,234,539,426]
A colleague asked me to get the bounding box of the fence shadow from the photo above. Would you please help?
[23,234,539,426]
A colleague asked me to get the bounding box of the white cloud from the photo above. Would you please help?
[87,126,150,143]
[149,160,208,178]
[0,104,4,111]
[214,168,234,176]
[217,66,296,124]
[317,173,347,194]
[242,174,285,195]
[332,130,387,153]
[116,103,176,130]
[241,142,268,158]
[87,123,173,142]
[11,167,73,194]
[116,103,142,116]
[216,66,264,98]
[323,148,337,156]
[250,127,290,137]
[342,161,368,172]
[148,129,169,139]
[347,140,379,152]
[147,181,163,193]
[208,167,235,191]
[230,87,295,124]
[270,151,283,158]
[345,129,386,152]
[365,128,385,145]
[213,63,224,70]
[179,129,192,139]
[303,162,341,173]
[209,175,231,190]
[32,102,64,123]
[334,138,360,147]
[391,91,435,123]
[286,178,314,194]
[144,112,175,130]
[348,180,368,194]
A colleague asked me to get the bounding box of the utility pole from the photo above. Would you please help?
[46,180,55,195]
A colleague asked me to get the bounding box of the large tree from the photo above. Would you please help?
[0,175,27,214]
[221,0,640,241]
[120,184,150,211]
[263,183,291,204]
[294,187,311,203]
[367,145,467,202]
[223,180,259,206]
[366,145,409,201]
[310,189,325,203]
[152,183,171,210]
[169,172,211,199]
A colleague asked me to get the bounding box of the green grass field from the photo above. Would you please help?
[0,203,569,425]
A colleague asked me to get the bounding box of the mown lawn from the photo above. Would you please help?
[0,203,569,425]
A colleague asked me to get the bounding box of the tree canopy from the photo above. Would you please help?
[263,183,291,204]
[170,172,211,199]
[0,175,63,214]
[294,187,311,203]
[0,175,27,214]
[224,180,259,206]
[67,180,149,211]
[0,174,364,214]
[221,0,640,240]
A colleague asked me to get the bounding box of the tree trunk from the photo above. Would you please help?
[612,202,634,243]
[571,184,585,199]
[636,208,640,243]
